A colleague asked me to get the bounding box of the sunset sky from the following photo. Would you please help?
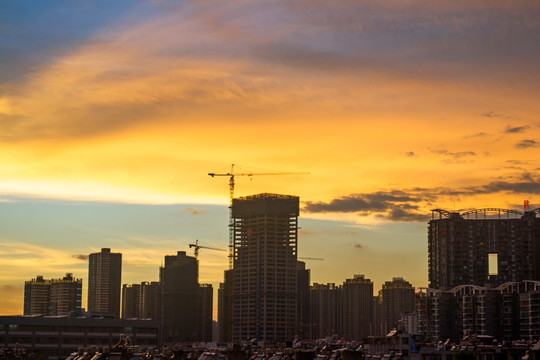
[1,1,539,316]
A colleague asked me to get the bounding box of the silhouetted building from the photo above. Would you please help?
[417,281,540,342]
[24,273,82,316]
[372,294,383,336]
[0,315,158,359]
[342,274,373,340]
[49,273,83,316]
[230,193,299,342]
[429,209,540,290]
[140,281,160,320]
[160,251,199,344]
[88,248,122,317]
[380,277,415,334]
[297,261,311,340]
[218,269,233,342]
[24,276,50,316]
[310,283,341,339]
[122,283,141,319]
[121,281,160,320]
[199,284,213,342]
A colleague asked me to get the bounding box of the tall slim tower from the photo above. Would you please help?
[342,274,373,340]
[88,248,122,317]
[380,277,415,334]
[231,193,299,342]
[160,251,200,344]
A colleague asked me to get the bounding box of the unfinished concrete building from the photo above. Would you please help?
[230,193,299,342]
[428,209,540,290]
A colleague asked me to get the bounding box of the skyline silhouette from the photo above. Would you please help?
[1,1,540,315]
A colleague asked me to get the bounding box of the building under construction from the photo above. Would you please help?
[229,193,299,342]
[428,208,540,290]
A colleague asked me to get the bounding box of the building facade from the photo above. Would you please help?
[230,193,299,342]
[24,274,82,316]
[428,209,540,290]
[159,251,200,344]
[88,248,122,317]
[417,281,540,342]
[121,283,141,319]
[342,274,373,340]
[380,277,415,334]
[199,284,213,342]
[0,315,158,360]
[310,283,342,339]
[297,261,311,340]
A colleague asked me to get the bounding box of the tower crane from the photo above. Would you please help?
[299,257,324,261]
[189,239,227,258]
[208,163,309,269]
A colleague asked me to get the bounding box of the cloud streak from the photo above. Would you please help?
[303,172,540,222]
[515,139,538,149]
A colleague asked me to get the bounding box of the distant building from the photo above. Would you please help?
[297,261,311,340]
[160,251,200,344]
[24,273,82,316]
[121,281,160,320]
[199,283,213,342]
[230,193,299,342]
[380,277,415,334]
[428,209,540,290]
[217,269,233,342]
[342,274,373,340]
[140,281,160,320]
[0,315,158,360]
[310,283,341,339]
[24,275,50,316]
[88,248,122,317]
[122,283,141,319]
[417,281,540,342]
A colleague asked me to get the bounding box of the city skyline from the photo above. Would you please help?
[1,1,540,315]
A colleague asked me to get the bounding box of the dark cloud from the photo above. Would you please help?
[181,207,207,215]
[515,139,538,149]
[385,208,430,222]
[72,254,88,261]
[405,151,415,157]
[463,132,488,139]
[431,149,476,158]
[303,191,421,213]
[482,111,503,118]
[303,172,540,222]
[505,126,528,134]
[353,243,363,249]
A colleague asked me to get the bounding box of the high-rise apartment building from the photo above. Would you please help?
[88,248,122,317]
[310,283,342,339]
[380,277,415,334]
[49,273,83,316]
[218,269,233,342]
[121,281,161,320]
[24,276,50,316]
[297,261,311,340]
[428,209,540,290]
[342,274,373,340]
[140,281,160,320]
[199,284,214,342]
[160,251,200,343]
[122,283,141,319]
[24,273,82,316]
[230,193,299,342]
